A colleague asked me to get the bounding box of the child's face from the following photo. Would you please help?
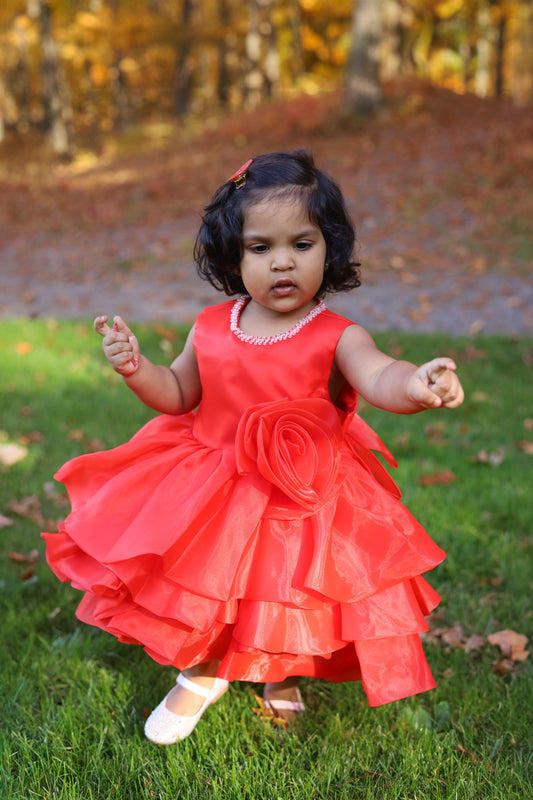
[239,196,327,317]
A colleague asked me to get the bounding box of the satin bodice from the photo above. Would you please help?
[192,299,356,450]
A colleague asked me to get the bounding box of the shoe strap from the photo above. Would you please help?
[176,672,214,699]
[265,698,305,712]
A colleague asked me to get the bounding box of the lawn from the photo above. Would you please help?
[1,319,532,799]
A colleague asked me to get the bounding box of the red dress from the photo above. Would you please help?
[42,298,445,706]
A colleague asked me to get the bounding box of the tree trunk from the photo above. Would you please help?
[174,0,194,116]
[29,0,74,160]
[263,0,280,101]
[475,6,492,98]
[217,0,231,109]
[343,0,385,117]
[111,53,130,128]
[287,0,304,82]
[494,11,506,98]
[244,0,263,108]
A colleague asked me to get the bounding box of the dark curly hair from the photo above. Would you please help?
[194,150,361,297]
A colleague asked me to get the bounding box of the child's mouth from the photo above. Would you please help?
[272,281,296,297]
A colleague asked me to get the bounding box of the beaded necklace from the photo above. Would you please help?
[230,295,326,346]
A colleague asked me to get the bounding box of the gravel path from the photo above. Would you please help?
[1,219,531,335]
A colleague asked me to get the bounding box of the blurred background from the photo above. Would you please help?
[0,1,532,331]
[0,0,531,160]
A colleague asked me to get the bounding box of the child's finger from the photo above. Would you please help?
[94,315,113,337]
[113,315,135,339]
[426,358,456,385]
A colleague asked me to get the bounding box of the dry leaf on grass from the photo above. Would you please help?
[417,468,456,486]
[464,634,485,652]
[7,496,53,528]
[9,549,39,564]
[487,629,529,661]
[0,443,28,466]
[456,744,492,770]
[474,448,506,467]
[516,440,533,455]
[250,688,289,730]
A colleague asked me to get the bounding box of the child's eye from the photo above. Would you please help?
[295,241,313,251]
[249,244,269,254]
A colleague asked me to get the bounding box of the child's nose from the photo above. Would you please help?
[271,248,294,270]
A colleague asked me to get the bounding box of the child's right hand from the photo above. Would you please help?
[94,315,140,376]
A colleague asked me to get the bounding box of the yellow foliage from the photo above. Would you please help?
[428,48,463,83]
[435,0,464,19]
[90,61,109,87]
[75,12,105,32]
[301,25,323,53]
[61,43,82,63]
[119,57,139,75]
[13,14,33,31]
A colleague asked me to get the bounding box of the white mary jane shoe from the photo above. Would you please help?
[144,672,229,745]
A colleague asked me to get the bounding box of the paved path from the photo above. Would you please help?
[1,220,531,335]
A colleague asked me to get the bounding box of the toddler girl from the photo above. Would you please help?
[43,150,464,745]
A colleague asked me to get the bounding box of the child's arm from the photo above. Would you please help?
[94,315,202,414]
[335,324,464,413]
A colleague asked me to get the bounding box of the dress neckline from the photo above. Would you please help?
[230,295,327,346]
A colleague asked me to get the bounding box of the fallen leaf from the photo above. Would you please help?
[417,468,456,486]
[442,668,455,679]
[474,448,506,467]
[456,744,492,769]
[9,549,39,564]
[461,345,486,362]
[492,659,515,675]
[153,324,176,341]
[0,514,14,528]
[250,688,288,730]
[86,439,106,452]
[469,320,485,334]
[441,624,464,649]
[516,440,533,455]
[20,566,35,581]
[394,432,411,447]
[425,422,447,445]
[464,634,485,652]
[7,496,46,526]
[43,481,69,507]
[9,552,27,563]
[0,443,28,466]
[487,629,529,661]
[19,431,44,445]
[15,342,33,355]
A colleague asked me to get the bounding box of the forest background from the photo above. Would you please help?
[1,0,532,162]
[1,0,532,330]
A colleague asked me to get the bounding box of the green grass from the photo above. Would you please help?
[1,320,532,799]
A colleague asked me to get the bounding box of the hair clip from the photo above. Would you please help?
[227,159,253,189]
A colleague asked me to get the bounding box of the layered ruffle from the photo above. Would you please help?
[43,402,445,706]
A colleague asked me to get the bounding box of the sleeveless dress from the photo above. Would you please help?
[42,298,445,707]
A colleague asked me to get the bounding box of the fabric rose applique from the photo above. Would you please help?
[235,397,343,510]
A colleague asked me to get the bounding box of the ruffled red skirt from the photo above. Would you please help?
[43,407,445,706]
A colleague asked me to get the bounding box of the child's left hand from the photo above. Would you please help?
[407,358,464,410]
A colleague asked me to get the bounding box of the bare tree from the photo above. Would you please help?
[343,0,385,117]
[28,0,74,159]
[174,0,195,116]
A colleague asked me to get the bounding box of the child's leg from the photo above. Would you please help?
[263,676,304,721]
[165,660,221,716]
